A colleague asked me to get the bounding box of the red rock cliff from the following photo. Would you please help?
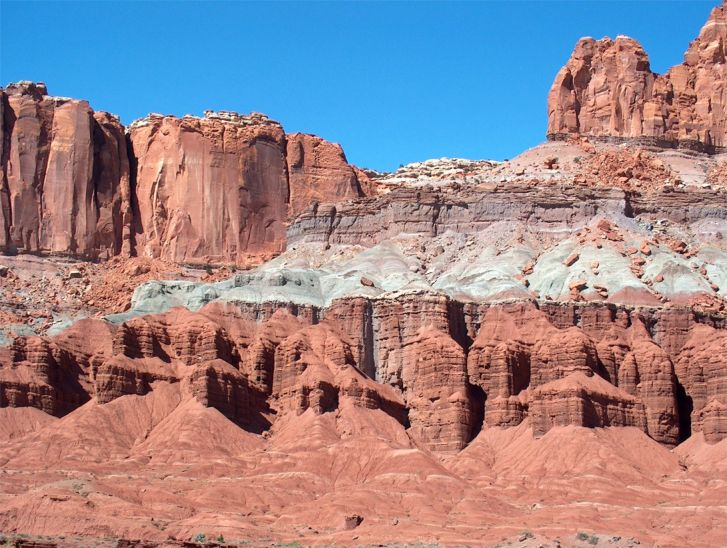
[1,86,370,265]
[285,132,366,217]
[128,111,290,265]
[2,298,724,447]
[547,2,727,152]
[0,82,132,258]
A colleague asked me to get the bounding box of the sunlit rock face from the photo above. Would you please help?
[1,82,132,258]
[2,292,725,447]
[1,87,370,266]
[127,111,290,266]
[548,3,727,152]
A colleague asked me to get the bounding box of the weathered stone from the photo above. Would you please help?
[548,4,727,152]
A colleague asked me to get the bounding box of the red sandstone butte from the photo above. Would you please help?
[547,2,726,152]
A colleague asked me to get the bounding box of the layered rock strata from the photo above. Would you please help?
[1,1,726,464]
[1,295,725,447]
[288,183,727,249]
[529,372,648,436]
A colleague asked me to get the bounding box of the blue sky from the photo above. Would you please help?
[1,1,718,171]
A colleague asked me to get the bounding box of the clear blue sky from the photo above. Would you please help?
[1,1,718,171]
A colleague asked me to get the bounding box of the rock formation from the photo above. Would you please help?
[1,86,370,265]
[0,3,726,545]
[128,112,290,265]
[285,132,367,217]
[547,2,727,152]
[400,326,475,452]
[1,293,724,448]
[0,82,132,258]
[529,372,647,436]
[288,182,726,251]
[674,324,727,442]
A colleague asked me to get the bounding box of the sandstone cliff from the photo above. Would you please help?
[128,112,290,265]
[1,3,726,545]
[547,2,727,152]
[286,132,367,217]
[2,294,725,447]
[1,85,369,265]
[0,82,132,258]
[1,0,726,451]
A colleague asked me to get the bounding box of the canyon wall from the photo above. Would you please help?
[128,112,290,265]
[0,82,132,258]
[1,296,725,449]
[285,132,366,217]
[547,2,727,152]
[2,4,725,265]
[0,86,368,264]
[1,3,725,453]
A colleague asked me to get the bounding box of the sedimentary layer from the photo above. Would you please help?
[2,292,725,446]
[1,4,727,544]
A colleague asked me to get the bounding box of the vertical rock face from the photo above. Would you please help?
[400,327,475,452]
[618,320,680,445]
[675,325,727,443]
[0,297,725,447]
[0,336,91,416]
[93,111,133,256]
[272,325,349,415]
[466,304,536,428]
[547,36,655,140]
[531,328,602,386]
[128,112,289,265]
[240,308,311,394]
[1,84,370,264]
[323,298,376,378]
[0,82,131,257]
[189,359,268,431]
[127,115,374,266]
[459,301,696,445]
[547,2,727,151]
[369,294,454,385]
[677,2,727,149]
[285,133,365,217]
[270,324,406,422]
[94,355,178,404]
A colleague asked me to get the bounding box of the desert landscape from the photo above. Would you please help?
[1,3,726,548]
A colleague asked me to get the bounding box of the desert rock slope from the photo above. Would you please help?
[1,3,726,547]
